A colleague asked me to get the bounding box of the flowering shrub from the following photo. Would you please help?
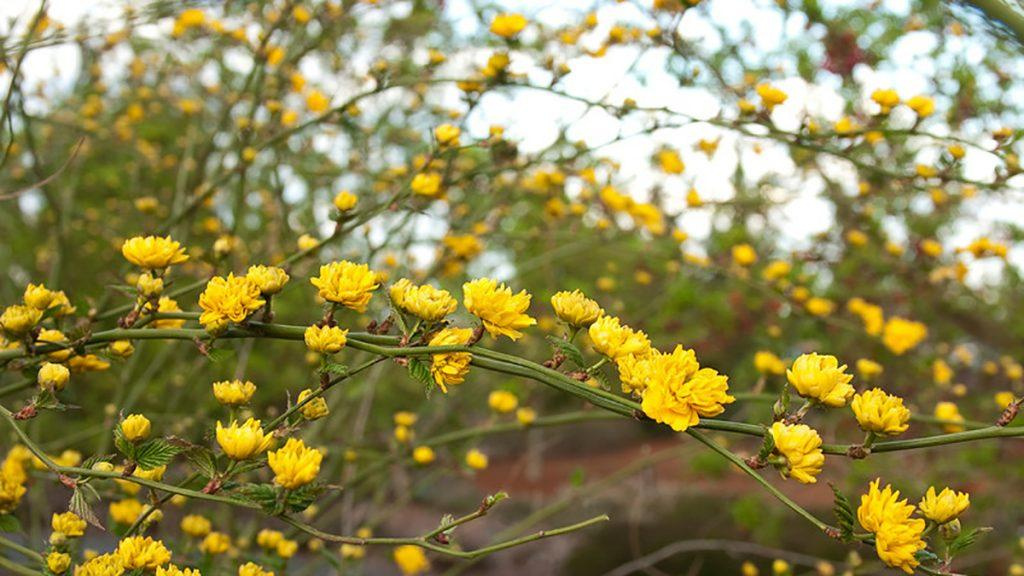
[1,1,1024,575]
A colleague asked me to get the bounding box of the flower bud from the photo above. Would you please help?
[136,273,164,298]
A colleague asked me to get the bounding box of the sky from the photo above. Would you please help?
[2,0,1022,285]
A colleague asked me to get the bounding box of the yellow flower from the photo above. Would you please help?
[297,389,329,420]
[874,518,927,574]
[756,82,788,110]
[268,438,323,489]
[52,511,86,537]
[906,94,935,117]
[150,297,186,329]
[881,316,928,355]
[116,536,172,570]
[75,553,124,576]
[246,265,290,295]
[588,315,650,360]
[856,358,884,380]
[934,401,965,432]
[200,531,231,554]
[465,448,488,470]
[488,390,518,413]
[516,407,537,425]
[257,529,284,549]
[851,388,910,436]
[857,479,916,532]
[870,88,900,113]
[238,562,275,576]
[434,124,461,147]
[640,346,734,432]
[428,327,474,393]
[23,282,57,310]
[490,13,527,38]
[333,190,358,212]
[157,565,202,576]
[655,149,685,174]
[121,414,151,442]
[771,559,789,575]
[198,274,265,332]
[918,486,969,524]
[769,422,825,484]
[297,234,320,251]
[121,235,188,269]
[463,278,536,340]
[731,243,757,266]
[216,419,273,460]
[0,305,42,336]
[411,172,443,197]
[805,297,834,317]
[304,325,348,354]
[753,351,786,375]
[412,446,436,465]
[786,353,855,407]
[38,362,70,391]
[109,498,143,525]
[395,283,458,322]
[550,290,603,327]
[276,539,298,558]
[68,354,110,373]
[180,514,211,538]
[108,340,135,358]
[47,551,71,574]
[306,89,330,113]
[933,359,954,386]
[212,379,256,406]
[310,261,380,312]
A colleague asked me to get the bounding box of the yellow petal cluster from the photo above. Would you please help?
[462,278,536,340]
[640,346,734,432]
[268,438,323,489]
[116,536,172,570]
[216,418,273,460]
[588,315,650,360]
[246,265,290,295]
[786,353,855,407]
[857,480,927,574]
[297,389,329,420]
[212,379,256,406]
[489,13,527,38]
[392,280,458,322]
[0,305,42,336]
[918,486,969,524]
[769,422,825,484]
[52,511,86,537]
[550,289,603,328]
[851,388,910,435]
[121,414,151,442]
[310,261,380,312]
[304,324,348,354]
[881,317,928,355]
[121,235,188,269]
[428,327,474,393]
[753,351,786,375]
[198,273,265,332]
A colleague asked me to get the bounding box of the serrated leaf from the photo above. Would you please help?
[235,483,322,515]
[181,446,217,478]
[133,439,181,470]
[757,428,775,461]
[829,484,854,542]
[286,483,323,513]
[0,514,21,533]
[113,424,135,460]
[948,526,990,556]
[545,335,586,368]
[319,361,349,377]
[408,358,433,394]
[70,488,104,530]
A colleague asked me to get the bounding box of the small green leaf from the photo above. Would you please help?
[948,526,991,556]
[133,438,181,470]
[0,514,21,533]
[69,488,103,530]
[113,424,135,460]
[829,484,855,542]
[545,335,586,368]
[757,428,775,461]
[319,361,349,377]
[236,483,278,513]
[181,446,217,479]
[408,358,434,396]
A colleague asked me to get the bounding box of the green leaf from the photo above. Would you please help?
[113,424,135,460]
[181,446,217,479]
[133,438,181,470]
[69,488,103,530]
[0,514,21,533]
[319,361,349,377]
[236,483,278,513]
[829,484,855,542]
[408,357,434,397]
[757,428,775,461]
[947,526,991,556]
[286,483,323,513]
[545,335,586,368]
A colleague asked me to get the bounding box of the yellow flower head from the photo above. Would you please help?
[933,401,964,432]
[429,327,474,393]
[786,353,855,407]
[753,351,786,375]
[1,305,43,336]
[38,362,71,391]
[238,562,275,576]
[120,414,151,442]
[257,529,284,549]
[116,536,172,570]
[411,172,443,197]
[918,486,969,524]
[906,94,935,117]
[333,190,358,212]
[640,346,734,432]
[856,358,884,380]
[395,283,458,322]
[870,88,900,113]
[198,274,265,332]
[268,438,323,489]
[550,290,603,328]
[47,551,71,574]
[109,498,143,525]
[756,83,788,110]
[246,265,290,295]
[874,517,926,574]
[465,448,488,470]
[51,511,86,537]
[656,149,685,174]
[857,479,916,533]
[180,514,211,538]
[490,13,527,38]
[157,565,202,576]
[216,418,273,460]
[588,315,650,360]
[881,317,928,355]
[732,243,757,266]
[200,531,231,555]
[488,390,518,413]
[851,388,910,436]
[297,389,329,420]
[75,553,124,576]
[769,422,824,483]
[310,261,380,312]
[121,235,188,269]
[212,379,256,406]
[304,324,348,354]
[463,278,536,340]
[434,124,461,147]
[23,283,57,310]
[412,445,436,465]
